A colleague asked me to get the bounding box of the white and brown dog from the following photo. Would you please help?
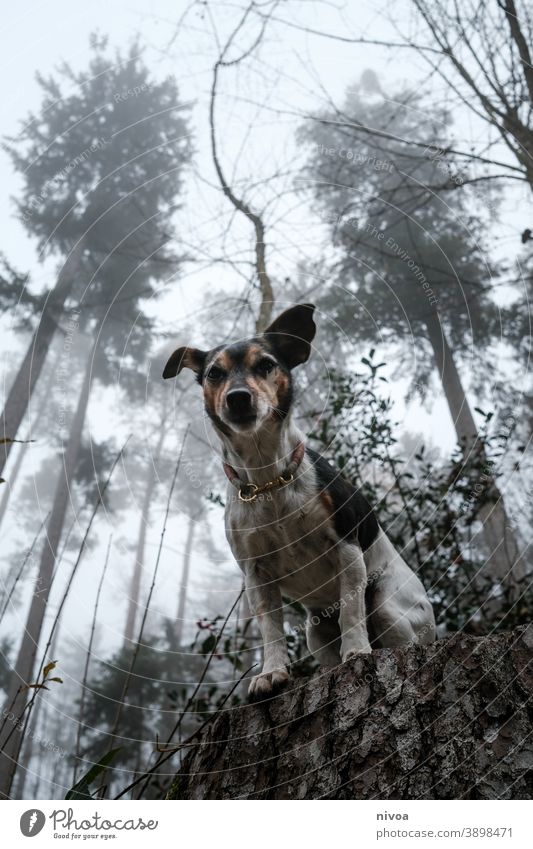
[164,304,436,699]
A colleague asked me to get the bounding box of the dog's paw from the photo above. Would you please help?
[342,644,372,662]
[248,666,289,701]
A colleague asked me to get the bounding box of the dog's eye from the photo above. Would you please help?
[255,358,276,377]
[206,365,226,382]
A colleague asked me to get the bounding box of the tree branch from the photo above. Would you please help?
[208,2,277,331]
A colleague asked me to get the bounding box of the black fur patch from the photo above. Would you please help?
[306,447,379,551]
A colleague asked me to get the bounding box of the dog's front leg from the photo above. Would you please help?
[244,562,290,699]
[337,542,372,660]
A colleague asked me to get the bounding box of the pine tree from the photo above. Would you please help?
[299,83,525,591]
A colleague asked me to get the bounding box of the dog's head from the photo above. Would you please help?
[163,304,316,435]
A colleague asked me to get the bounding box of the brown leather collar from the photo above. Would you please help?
[223,441,305,503]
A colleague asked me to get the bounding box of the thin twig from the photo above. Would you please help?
[38,440,129,679]
[115,653,254,801]
[72,533,113,785]
[157,663,255,754]
[132,585,244,799]
[102,427,189,793]
[3,441,127,767]
[0,512,50,624]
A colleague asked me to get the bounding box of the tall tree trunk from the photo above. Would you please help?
[424,310,525,594]
[0,332,95,798]
[123,426,167,647]
[0,240,84,477]
[0,343,62,531]
[175,513,196,646]
[0,441,28,529]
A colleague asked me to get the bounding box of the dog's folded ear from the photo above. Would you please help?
[264,303,316,369]
[162,346,207,380]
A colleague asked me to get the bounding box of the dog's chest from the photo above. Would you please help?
[226,482,341,605]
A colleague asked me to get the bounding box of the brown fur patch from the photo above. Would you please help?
[202,352,234,418]
[249,372,278,412]
[203,373,228,419]
[274,371,290,400]
[215,350,232,371]
[243,344,263,368]
[320,490,335,516]
[262,370,289,419]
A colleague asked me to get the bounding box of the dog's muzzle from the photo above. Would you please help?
[225,387,256,426]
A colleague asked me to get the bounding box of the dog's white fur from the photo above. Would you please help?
[221,416,436,698]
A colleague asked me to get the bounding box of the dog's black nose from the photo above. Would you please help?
[226,388,253,415]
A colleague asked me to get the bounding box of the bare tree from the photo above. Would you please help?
[409,0,533,189]
[208,2,278,331]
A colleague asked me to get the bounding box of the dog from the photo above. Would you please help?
[163,303,436,698]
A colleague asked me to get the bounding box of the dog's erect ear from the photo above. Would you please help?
[162,346,207,380]
[264,304,316,369]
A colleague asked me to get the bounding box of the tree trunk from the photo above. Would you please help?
[0,440,29,529]
[0,343,62,530]
[424,310,525,594]
[168,625,533,800]
[123,426,167,647]
[0,240,84,478]
[175,513,196,646]
[0,333,94,798]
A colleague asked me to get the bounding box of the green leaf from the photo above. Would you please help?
[65,748,122,800]
[200,634,217,655]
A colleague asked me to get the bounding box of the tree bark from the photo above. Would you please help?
[0,240,84,478]
[424,310,525,594]
[0,332,95,798]
[168,625,533,800]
